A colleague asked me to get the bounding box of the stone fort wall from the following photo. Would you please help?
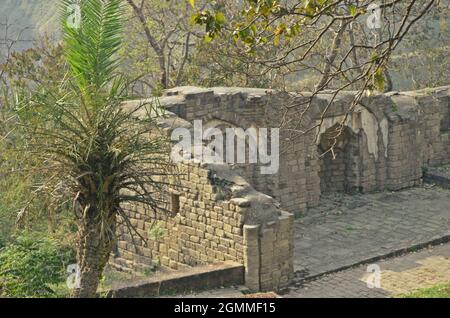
[158,85,450,214]
[112,135,295,291]
[111,85,449,291]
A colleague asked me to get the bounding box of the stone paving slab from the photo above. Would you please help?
[171,243,450,298]
[294,186,450,278]
[284,243,450,298]
[424,165,450,189]
[161,286,246,298]
[427,164,450,179]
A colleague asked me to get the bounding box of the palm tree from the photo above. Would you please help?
[12,0,173,297]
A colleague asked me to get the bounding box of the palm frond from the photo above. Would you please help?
[61,0,125,94]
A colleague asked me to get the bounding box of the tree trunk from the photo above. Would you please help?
[71,209,116,298]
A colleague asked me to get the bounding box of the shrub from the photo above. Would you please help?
[0,233,75,298]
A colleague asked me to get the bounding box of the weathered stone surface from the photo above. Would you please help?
[112,85,450,293]
[294,186,450,278]
[106,261,244,298]
[285,243,450,298]
[112,160,294,291]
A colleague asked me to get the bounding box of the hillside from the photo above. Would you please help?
[0,0,58,49]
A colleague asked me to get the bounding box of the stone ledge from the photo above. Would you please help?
[423,166,450,189]
[293,234,450,287]
[105,261,244,298]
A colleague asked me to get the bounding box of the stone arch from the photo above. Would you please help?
[317,123,362,194]
[203,118,240,131]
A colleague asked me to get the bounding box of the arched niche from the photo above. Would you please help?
[317,124,362,194]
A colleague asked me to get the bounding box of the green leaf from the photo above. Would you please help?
[190,13,199,25]
[204,34,213,43]
[215,12,226,24]
[61,0,124,94]
[188,0,195,8]
[373,68,385,91]
[273,34,280,46]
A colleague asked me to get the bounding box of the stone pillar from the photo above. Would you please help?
[243,224,261,291]
[259,226,275,290]
[243,212,295,292]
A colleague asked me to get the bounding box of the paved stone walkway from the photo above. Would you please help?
[171,186,450,298]
[425,164,450,189]
[294,186,450,278]
[174,243,450,298]
[284,242,450,298]
[163,286,246,298]
[427,164,450,180]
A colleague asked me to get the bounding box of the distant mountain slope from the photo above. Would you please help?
[0,0,58,45]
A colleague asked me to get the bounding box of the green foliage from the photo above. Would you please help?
[191,10,226,42]
[397,281,450,298]
[190,0,440,94]
[2,37,66,95]
[61,0,124,92]
[0,233,75,298]
[4,0,175,296]
[373,68,385,92]
[0,169,34,243]
[1,33,76,248]
[391,101,398,112]
[10,0,171,224]
[148,221,166,240]
[193,0,336,45]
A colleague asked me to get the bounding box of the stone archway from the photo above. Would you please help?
[318,124,362,194]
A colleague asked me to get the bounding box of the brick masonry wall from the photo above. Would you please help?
[159,87,314,215]
[111,159,295,291]
[115,85,449,291]
[150,86,450,214]
[415,89,450,166]
[243,212,294,291]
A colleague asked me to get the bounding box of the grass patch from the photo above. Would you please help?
[0,233,75,297]
[397,282,450,298]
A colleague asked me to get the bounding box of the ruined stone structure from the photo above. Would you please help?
[111,85,450,291]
